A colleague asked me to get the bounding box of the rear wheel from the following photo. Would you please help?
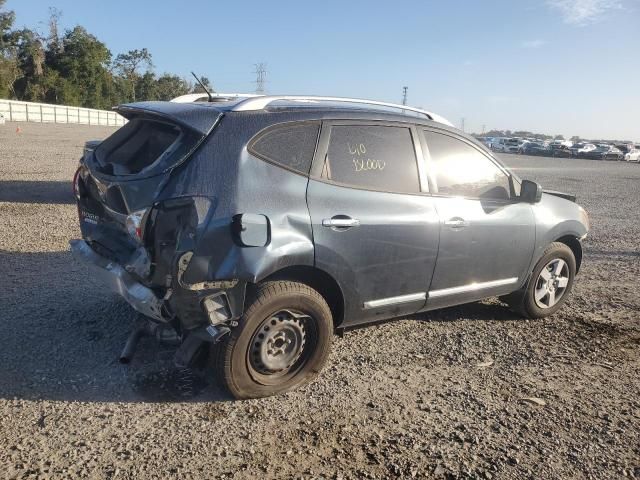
[211,281,332,399]
[504,242,576,318]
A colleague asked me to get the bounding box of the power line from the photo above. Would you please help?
[254,63,267,95]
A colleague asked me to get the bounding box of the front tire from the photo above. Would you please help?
[211,281,333,399]
[505,242,576,319]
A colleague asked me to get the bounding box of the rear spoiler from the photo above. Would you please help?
[114,101,223,136]
[543,190,576,202]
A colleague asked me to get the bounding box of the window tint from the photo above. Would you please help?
[323,125,420,193]
[249,122,320,174]
[424,130,510,200]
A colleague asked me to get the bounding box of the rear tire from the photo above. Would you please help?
[211,281,333,399]
[504,242,576,319]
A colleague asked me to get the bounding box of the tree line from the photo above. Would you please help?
[0,2,210,109]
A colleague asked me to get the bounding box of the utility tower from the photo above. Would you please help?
[461,117,465,133]
[402,86,408,105]
[254,63,267,95]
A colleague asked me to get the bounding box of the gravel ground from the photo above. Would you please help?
[0,122,638,479]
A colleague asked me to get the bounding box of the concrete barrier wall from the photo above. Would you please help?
[0,99,126,126]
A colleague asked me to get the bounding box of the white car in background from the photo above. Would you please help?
[625,148,640,162]
[492,137,520,153]
[577,143,597,155]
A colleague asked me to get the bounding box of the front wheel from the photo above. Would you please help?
[211,281,333,399]
[504,242,576,318]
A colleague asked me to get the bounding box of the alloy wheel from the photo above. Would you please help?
[534,258,570,309]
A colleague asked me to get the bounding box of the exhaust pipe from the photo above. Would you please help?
[119,320,180,364]
[119,324,147,364]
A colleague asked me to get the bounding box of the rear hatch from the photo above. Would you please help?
[74,101,222,272]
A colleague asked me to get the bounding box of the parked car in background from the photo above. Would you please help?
[519,141,548,156]
[624,147,640,162]
[569,143,584,154]
[603,145,624,160]
[475,136,494,149]
[614,144,632,155]
[581,144,623,160]
[550,144,573,158]
[575,143,597,157]
[492,137,520,153]
[483,137,496,149]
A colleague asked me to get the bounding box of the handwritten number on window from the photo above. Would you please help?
[348,142,385,172]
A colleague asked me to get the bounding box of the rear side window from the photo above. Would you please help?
[249,122,320,174]
[322,125,420,193]
[424,130,510,200]
[94,118,183,176]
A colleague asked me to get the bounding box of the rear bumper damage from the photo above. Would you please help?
[70,238,244,366]
[70,239,165,321]
[69,239,245,326]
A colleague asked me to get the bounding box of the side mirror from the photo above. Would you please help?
[520,179,543,203]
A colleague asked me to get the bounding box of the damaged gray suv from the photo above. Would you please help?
[71,96,589,399]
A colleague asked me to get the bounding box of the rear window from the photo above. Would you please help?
[94,118,186,176]
[248,122,320,174]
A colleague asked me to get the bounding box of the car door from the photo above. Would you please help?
[306,121,440,326]
[418,128,536,310]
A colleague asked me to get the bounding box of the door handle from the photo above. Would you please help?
[444,217,468,228]
[322,217,360,228]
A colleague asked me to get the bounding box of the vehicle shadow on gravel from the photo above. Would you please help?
[0,180,74,204]
[413,301,516,323]
[0,249,232,404]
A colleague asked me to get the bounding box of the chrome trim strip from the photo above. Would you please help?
[364,292,426,309]
[429,277,518,298]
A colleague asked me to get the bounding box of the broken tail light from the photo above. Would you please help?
[73,166,82,200]
[126,209,149,244]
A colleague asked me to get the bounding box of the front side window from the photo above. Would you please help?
[248,122,320,174]
[424,130,510,200]
[322,125,420,193]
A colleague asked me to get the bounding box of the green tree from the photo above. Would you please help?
[0,0,20,98]
[48,26,112,108]
[155,73,190,100]
[12,28,46,101]
[135,71,157,101]
[113,48,152,101]
[192,75,213,94]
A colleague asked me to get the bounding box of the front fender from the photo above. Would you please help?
[527,193,589,275]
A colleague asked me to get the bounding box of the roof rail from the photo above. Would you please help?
[170,93,263,103]
[231,95,454,127]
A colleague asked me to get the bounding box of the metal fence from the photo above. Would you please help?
[0,99,126,126]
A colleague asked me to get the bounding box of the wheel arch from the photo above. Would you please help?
[554,235,583,273]
[255,265,345,329]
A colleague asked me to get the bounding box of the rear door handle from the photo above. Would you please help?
[444,217,468,228]
[322,216,360,228]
